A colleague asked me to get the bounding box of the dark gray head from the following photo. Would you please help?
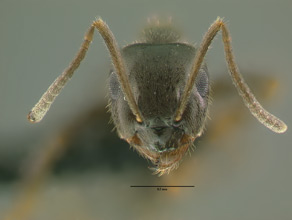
[109,42,210,174]
[28,17,287,176]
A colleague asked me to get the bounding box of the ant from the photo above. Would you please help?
[27,17,287,176]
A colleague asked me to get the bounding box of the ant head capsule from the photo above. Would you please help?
[109,41,210,175]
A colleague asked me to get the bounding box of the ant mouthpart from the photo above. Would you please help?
[152,126,168,132]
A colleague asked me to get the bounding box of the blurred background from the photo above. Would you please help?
[0,0,291,219]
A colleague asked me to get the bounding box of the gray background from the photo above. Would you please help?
[0,0,291,219]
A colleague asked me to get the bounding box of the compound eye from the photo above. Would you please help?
[109,71,120,100]
[195,68,209,98]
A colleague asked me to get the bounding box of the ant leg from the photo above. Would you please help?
[3,134,72,220]
[28,18,142,123]
[5,105,107,220]
[175,17,287,133]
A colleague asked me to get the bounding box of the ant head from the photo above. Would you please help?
[109,43,210,174]
[28,18,287,177]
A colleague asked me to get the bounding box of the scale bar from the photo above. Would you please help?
[130,185,194,188]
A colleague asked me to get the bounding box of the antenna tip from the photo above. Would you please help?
[27,111,40,123]
[277,123,288,133]
[270,119,288,134]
